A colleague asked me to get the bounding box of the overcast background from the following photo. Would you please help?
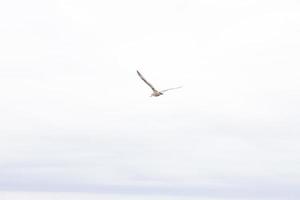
[0,0,300,199]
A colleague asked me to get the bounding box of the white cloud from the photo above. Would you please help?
[0,0,300,198]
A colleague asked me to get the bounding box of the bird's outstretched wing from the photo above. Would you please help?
[160,86,182,93]
[137,70,157,92]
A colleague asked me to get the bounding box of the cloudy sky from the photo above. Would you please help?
[0,0,300,199]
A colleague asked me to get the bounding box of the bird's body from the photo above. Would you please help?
[151,90,163,97]
[136,70,181,97]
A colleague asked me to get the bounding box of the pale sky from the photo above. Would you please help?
[0,0,300,199]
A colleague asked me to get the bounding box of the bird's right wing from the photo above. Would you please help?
[137,70,157,91]
[160,86,182,93]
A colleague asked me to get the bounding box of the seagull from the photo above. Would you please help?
[137,70,182,97]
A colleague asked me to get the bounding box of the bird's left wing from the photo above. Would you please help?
[137,70,157,91]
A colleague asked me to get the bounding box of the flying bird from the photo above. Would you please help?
[137,70,182,97]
